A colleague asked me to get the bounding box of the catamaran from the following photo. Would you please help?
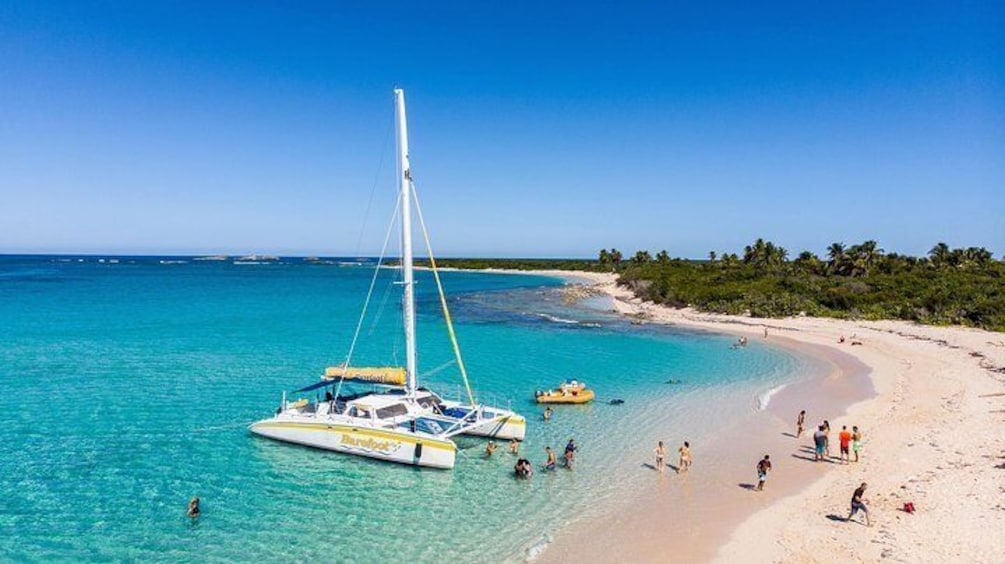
[249,89,526,469]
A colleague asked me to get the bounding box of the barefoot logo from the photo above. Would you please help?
[340,433,401,454]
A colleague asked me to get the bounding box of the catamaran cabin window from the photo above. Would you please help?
[375,404,409,419]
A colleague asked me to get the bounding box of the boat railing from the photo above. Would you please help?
[425,382,515,412]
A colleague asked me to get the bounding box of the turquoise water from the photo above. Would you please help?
[0,256,805,561]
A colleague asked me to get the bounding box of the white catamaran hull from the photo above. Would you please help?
[250,418,457,469]
[462,414,526,440]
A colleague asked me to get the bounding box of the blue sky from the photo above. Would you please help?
[1,1,1002,258]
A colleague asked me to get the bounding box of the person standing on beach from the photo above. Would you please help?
[823,420,832,458]
[813,425,827,462]
[847,483,871,526]
[796,410,806,437]
[678,441,692,473]
[654,441,666,472]
[838,426,853,464]
[763,327,768,338]
[852,426,863,462]
[755,455,771,491]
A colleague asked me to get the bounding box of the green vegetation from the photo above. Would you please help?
[412,257,604,272]
[615,240,1005,331]
[422,240,1005,332]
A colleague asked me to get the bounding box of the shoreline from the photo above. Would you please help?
[464,269,1005,562]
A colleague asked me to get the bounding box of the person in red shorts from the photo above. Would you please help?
[838,425,853,464]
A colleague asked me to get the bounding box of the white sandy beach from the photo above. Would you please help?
[489,270,1005,563]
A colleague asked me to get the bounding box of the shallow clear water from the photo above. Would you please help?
[0,256,807,561]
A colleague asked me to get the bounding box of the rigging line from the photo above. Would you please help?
[410,181,478,407]
[366,267,395,337]
[419,358,457,380]
[334,191,402,403]
[353,116,395,258]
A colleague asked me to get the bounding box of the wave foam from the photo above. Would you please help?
[534,313,580,325]
[757,383,788,411]
[524,532,553,561]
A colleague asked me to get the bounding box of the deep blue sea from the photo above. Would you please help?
[0,256,808,561]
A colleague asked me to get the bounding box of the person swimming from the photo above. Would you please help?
[485,441,497,456]
[543,407,552,421]
[187,497,201,519]
[509,438,520,454]
[514,458,533,478]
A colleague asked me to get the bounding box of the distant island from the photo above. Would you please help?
[417,240,1005,332]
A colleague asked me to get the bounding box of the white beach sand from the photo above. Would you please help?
[482,270,1005,563]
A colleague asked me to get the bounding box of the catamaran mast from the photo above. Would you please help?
[394,88,418,398]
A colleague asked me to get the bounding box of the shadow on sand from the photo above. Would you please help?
[791,453,836,464]
[738,483,757,491]
[642,462,679,472]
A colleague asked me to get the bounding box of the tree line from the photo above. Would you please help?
[609,240,1004,331]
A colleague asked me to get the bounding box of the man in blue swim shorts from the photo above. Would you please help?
[813,425,827,461]
[847,482,871,526]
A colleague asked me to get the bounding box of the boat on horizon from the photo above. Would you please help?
[250,89,526,469]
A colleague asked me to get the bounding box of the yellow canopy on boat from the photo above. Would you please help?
[323,366,407,386]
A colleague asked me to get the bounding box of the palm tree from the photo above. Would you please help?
[632,250,653,265]
[656,250,671,264]
[827,242,846,263]
[929,242,951,268]
[708,250,717,262]
[857,240,883,273]
[827,242,847,275]
[794,250,821,274]
[610,248,623,268]
[772,244,789,266]
[598,249,611,267]
[963,247,992,267]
